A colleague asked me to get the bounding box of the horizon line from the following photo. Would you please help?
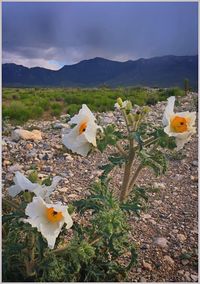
[3,54,198,71]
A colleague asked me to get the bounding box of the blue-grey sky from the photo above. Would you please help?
[2,2,198,70]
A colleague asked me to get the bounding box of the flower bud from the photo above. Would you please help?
[116,97,123,107]
[23,190,32,203]
[134,113,141,121]
[142,106,150,114]
[127,113,134,124]
[125,100,133,111]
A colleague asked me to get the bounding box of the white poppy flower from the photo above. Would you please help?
[62,104,101,156]
[162,96,196,150]
[23,196,73,249]
[8,171,38,197]
[8,172,62,201]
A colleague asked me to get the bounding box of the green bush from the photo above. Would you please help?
[2,102,31,123]
[50,103,63,117]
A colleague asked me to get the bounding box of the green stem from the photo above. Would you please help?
[126,163,143,199]
[122,109,131,134]
[119,149,135,202]
[25,233,36,277]
[126,140,159,199]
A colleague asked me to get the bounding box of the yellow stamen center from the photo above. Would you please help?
[46,207,63,223]
[171,116,188,133]
[79,121,87,135]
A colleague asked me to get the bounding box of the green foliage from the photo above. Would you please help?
[3,86,185,125]
[41,176,52,186]
[50,102,62,116]
[157,87,184,101]
[97,124,123,152]
[28,171,39,183]
[3,180,137,282]
[120,186,150,215]
[139,149,167,176]
[99,154,126,180]
[151,127,177,149]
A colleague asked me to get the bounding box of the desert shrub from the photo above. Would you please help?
[50,103,63,117]
[67,104,81,115]
[158,87,184,101]
[2,101,31,123]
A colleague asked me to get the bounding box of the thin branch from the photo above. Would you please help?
[126,163,143,198]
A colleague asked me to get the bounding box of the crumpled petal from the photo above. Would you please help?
[8,171,38,197]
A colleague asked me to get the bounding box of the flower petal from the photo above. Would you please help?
[162,96,175,126]
[15,171,38,191]
[25,196,46,220]
[62,126,91,156]
[84,120,98,146]
[8,185,22,197]
[69,104,96,125]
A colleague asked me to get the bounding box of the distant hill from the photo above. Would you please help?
[2,55,198,89]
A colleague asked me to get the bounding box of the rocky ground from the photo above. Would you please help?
[2,92,198,282]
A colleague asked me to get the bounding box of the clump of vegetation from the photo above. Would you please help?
[3,86,185,124]
[2,95,196,282]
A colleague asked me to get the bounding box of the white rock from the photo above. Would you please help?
[154,237,168,248]
[11,129,42,141]
[153,182,166,190]
[177,234,187,242]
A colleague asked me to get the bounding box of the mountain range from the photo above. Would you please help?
[2,55,198,89]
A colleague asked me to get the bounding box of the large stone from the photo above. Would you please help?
[177,233,187,242]
[53,122,69,129]
[11,129,42,141]
[154,237,168,248]
[142,260,152,271]
[163,255,175,266]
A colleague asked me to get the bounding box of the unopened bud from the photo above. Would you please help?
[125,101,133,111]
[127,113,134,124]
[23,190,32,202]
[134,113,141,121]
[117,97,123,107]
[142,106,150,114]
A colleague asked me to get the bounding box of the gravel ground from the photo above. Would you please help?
[2,92,198,282]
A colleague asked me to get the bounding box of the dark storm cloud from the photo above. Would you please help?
[2,2,198,69]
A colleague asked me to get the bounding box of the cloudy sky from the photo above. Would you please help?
[2,2,198,70]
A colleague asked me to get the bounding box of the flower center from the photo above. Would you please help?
[46,207,63,223]
[79,121,87,135]
[171,116,188,133]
